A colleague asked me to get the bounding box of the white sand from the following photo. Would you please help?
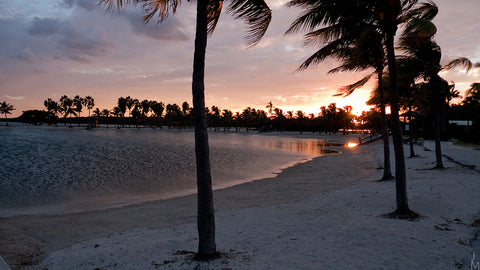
[1,139,479,269]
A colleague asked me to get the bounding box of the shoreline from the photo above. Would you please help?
[1,141,479,269]
[0,126,357,218]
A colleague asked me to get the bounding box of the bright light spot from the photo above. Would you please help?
[346,142,358,148]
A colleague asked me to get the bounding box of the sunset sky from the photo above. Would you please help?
[1,0,479,118]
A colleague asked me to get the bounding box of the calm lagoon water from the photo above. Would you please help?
[0,125,346,216]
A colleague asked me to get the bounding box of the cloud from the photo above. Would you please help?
[59,0,97,11]
[4,95,27,100]
[126,12,189,41]
[25,16,114,62]
[55,26,113,62]
[28,17,63,35]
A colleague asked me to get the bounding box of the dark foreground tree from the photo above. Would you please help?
[101,0,271,257]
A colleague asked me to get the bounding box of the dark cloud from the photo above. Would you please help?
[25,15,114,62]
[28,17,63,35]
[59,0,97,11]
[55,27,113,62]
[126,13,189,41]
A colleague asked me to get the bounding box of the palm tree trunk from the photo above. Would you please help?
[433,96,443,168]
[193,0,216,257]
[385,31,411,214]
[378,69,393,180]
[4,114,8,127]
[408,104,415,158]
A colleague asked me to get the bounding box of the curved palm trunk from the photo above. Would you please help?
[193,0,216,257]
[378,69,393,180]
[4,113,8,126]
[385,31,411,214]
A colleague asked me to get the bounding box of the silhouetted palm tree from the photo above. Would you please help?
[266,101,273,116]
[150,100,165,128]
[117,97,127,127]
[287,0,436,217]
[44,98,60,125]
[73,95,84,127]
[286,0,394,180]
[59,95,77,127]
[113,106,122,129]
[102,0,271,256]
[83,96,95,127]
[0,101,15,126]
[102,109,111,128]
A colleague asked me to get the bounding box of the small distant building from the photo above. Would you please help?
[449,120,473,127]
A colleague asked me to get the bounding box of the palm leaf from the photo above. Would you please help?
[443,57,473,72]
[333,73,373,97]
[296,38,349,71]
[228,0,272,46]
[207,0,223,35]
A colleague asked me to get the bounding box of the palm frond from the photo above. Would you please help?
[401,17,436,41]
[228,0,272,46]
[140,0,180,23]
[333,73,373,97]
[207,0,223,35]
[443,57,473,72]
[100,0,130,12]
[407,0,438,21]
[296,39,348,72]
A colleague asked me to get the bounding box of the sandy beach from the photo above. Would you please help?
[1,138,479,269]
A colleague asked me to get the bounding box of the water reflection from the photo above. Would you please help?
[253,139,343,156]
[346,142,358,148]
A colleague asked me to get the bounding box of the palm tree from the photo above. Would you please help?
[83,96,95,117]
[150,101,165,128]
[113,106,122,129]
[0,101,15,126]
[266,101,273,116]
[102,0,271,256]
[125,96,134,127]
[73,95,84,127]
[117,97,127,127]
[102,109,111,128]
[83,96,95,128]
[287,0,435,217]
[286,0,394,180]
[141,99,152,127]
[59,95,77,127]
[44,98,60,125]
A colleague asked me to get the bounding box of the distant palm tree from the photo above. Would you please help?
[113,106,122,129]
[117,97,127,127]
[102,0,271,256]
[150,101,165,128]
[141,99,151,127]
[93,108,101,118]
[102,109,111,128]
[73,95,84,127]
[83,96,95,117]
[0,101,15,126]
[44,98,60,125]
[59,95,77,127]
[83,96,95,128]
[125,96,134,127]
[266,101,273,116]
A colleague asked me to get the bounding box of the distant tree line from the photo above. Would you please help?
[9,89,480,142]
[15,96,368,133]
